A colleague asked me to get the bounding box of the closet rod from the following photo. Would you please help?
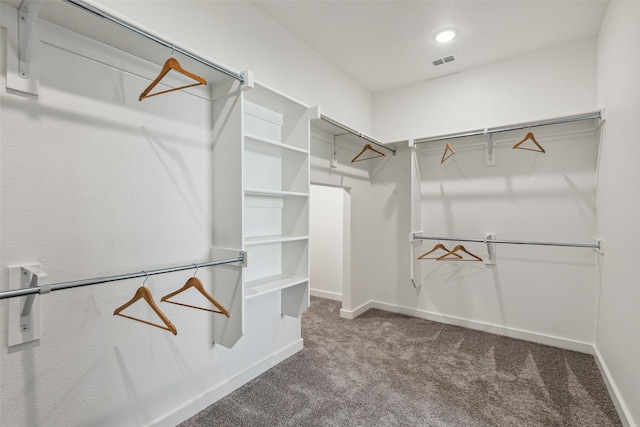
[413,235,601,250]
[414,111,603,144]
[0,253,245,300]
[321,114,396,155]
[63,0,245,83]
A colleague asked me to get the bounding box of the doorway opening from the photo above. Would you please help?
[310,184,351,304]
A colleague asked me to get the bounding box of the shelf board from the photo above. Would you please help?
[244,82,309,116]
[245,235,309,246]
[244,188,309,198]
[245,133,309,155]
[245,274,309,299]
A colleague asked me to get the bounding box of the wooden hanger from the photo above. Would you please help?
[418,243,462,260]
[513,131,546,153]
[161,275,230,317]
[436,245,483,262]
[114,285,177,335]
[440,143,456,164]
[351,144,386,163]
[139,57,207,101]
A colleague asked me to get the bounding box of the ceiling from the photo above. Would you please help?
[252,0,609,93]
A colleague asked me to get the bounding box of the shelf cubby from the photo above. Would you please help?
[244,192,308,242]
[244,137,309,194]
[244,239,308,291]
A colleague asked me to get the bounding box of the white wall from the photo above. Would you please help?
[93,0,373,134]
[309,129,377,314]
[373,37,597,142]
[367,37,602,350]
[310,185,345,300]
[595,1,640,425]
[0,0,370,424]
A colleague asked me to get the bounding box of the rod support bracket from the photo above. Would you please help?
[239,251,248,267]
[20,266,48,331]
[18,0,40,79]
[485,130,496,167]
[594,238,604,254]
[484,233,496,265]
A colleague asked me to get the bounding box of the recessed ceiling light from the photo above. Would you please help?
[434,28,458,43]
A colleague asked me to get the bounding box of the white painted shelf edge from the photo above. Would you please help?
[245,274,309,299]
[244,188,309,198]
[245,235,309,246]
[245,133,309,155]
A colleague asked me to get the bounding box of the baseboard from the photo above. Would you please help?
[593,347,634,427]
[310,288,342,301]
[353,300,594,354]
[340,300,371,319]
[151,338,304,427]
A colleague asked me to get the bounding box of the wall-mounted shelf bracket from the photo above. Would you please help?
[8,264,47,347]
[20,265,49,330]
[18,0,40,79]
[484,233,496,265]
[485,130,496,167]
[331,134,338,168]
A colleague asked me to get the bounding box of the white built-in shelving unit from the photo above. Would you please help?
[211,79,311,346]
[243,85,311,315]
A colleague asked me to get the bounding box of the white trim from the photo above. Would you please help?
[350,300,595,354]
[340,300,370,319]
[310,288,342,301]
[593,347,633,427]
[151,338,304,427]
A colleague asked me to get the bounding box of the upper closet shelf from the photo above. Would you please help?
[413,110,604,145]
[65,0,244,82]
[17,0,246,92]
[311,111,396,156]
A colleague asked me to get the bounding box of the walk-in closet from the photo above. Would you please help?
[1,0,638,426]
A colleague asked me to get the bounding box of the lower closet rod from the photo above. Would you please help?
[413,235,601,250]
[0,253,245,300]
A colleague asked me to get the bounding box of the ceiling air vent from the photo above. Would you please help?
[432,54,457,67]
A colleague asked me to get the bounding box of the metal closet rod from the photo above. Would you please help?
[414,235,601,250]
[0,253,245,300]
[63,0,244,83]
[414,111,603,144]
[320,114,396,155]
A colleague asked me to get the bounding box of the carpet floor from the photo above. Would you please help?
[180,297,621,426]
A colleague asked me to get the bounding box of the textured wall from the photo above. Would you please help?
[595,1,640,425]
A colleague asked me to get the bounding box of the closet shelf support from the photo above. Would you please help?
[19,266,48,331]
[414,111,604,145]
[0,252,246,301]
[18,0,40,78]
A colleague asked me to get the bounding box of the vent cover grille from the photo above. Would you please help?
[432,54,457,67]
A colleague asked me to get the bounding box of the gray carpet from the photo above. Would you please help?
[180,297,621,426]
